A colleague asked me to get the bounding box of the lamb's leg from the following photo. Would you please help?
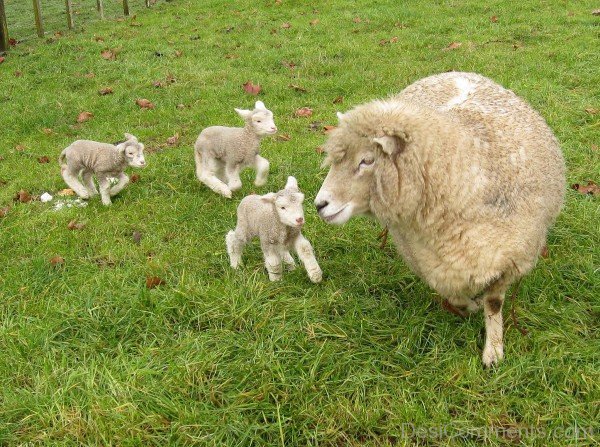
[96,174,112,206]
[261,243,283,281]
[254,155,269,187]
[293,234,322,283]
[81,171,98,196]
[225,164,242,192]
[282,251,296,271]
[481,277,510,367]
[109,172,129,197]
[198,157,232,198]
[226,230,246,269]
[61,166,90,199]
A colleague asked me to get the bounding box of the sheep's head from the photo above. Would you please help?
[262,176,305,228]
[235,101,277,136]
[315,105,409,225]
[117,133,146,168]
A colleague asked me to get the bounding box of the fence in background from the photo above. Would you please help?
[0,0,161,52]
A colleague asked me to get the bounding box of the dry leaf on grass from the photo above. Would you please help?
[443,42,462,51]
[130,174,141,183]
[242,81,261,95]
[136,99,155,109]
[146,276,166,289]
[166,133,180,146]
[277,134,291,141]
[310,19,319,25]
[592,9,600,16]
[585,107,599,115]
[67,220,85,230]
[295,107,313,117]
[42,128,54,135]
[323,125,336,133]
[333,96,344,104]
[37,156,50,164]
[0,207,10,218]
[540,245,549,259]
[571,181,600,196]
[50,256,65,266]
[100,49,116,60]
[57,188,75,196]
[99,87,114,95]
[132,231,142,245]
[281,22,291,29]
[289,84,307,92]
[77,111,93,123]
[315,146,325,154]
[14,190,32,203]
[490,15,499,23]
[281,60,296,70]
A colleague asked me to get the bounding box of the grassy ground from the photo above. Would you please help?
[1,0,599,445]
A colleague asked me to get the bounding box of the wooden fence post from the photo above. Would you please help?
[65,0,74,29]
[0,0,9,52]
[123,0,130,16]
[96,0,104,20]
[32,0,44,37]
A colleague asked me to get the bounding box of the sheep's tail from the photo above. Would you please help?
[194,146,203,181]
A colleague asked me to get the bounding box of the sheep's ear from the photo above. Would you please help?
[235,108,253,120]
[285,176,298,191]
[116,142,127,153]
[373,134,407,155]
[336,112,346,122]
[261,193,277,203]
[124,133,138,142]
[255,101,267,111]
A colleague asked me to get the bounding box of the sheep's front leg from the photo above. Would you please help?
[109,172,129,197]
[481,278,509,367]
[261,242,283,281]
[293,234,322,283]
[81,171,98,197]
[282,251,296,271]
[254,155,269,187]
[61,167,90,199]
[96,174,112,206]
[198,158,232,198]
[225,164,242,192]
[226,230,246,269]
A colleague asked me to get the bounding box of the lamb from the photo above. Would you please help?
[194,101,277,198]
[226,176,322,283]
[314,72,565,367]
[59,133,146,206]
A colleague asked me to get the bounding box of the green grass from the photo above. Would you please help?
[1,0,599,445]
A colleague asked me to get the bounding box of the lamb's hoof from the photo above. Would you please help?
[308,269,323,283]
[482,345,504,368]
[230,260,240,269]
[78,191,90,200]
[268,275,282,282]
[101,199,112,206]
[221,189,233,199]
[229,183,242,192]
[254,179,267,187]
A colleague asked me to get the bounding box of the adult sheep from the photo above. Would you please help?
[314,72,565,366]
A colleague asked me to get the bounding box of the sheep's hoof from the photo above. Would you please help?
[482,345,504,368]
[308,269,323,283]
[221,189,233,199]
[254,178,267,187]
[229,183,242,192]
[78,191,90,199]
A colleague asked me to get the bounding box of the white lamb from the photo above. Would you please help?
[194,101,277,198]
[226,176,322,283]
[315,72,565,367]
[59,133,146,206]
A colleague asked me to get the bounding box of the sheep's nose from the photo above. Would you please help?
[296,217,304,224]
[140,161,146,166]
[315,200,329,212]
[271,126,277,132]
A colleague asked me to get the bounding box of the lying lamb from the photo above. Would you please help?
[194,101,277,198]
[59,133,146,206]
[314,72,565,366]
[226,176,322,283]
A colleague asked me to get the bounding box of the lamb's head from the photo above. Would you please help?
[117,133,146,168]
[235,101,277,136]
[315,104,409,225]
[262,176,305,227]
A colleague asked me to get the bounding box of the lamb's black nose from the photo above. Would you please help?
[315,200,329,212]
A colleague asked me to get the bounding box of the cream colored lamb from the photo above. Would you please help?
[59,133,146,206]
[315,72,565,367]
[195,101,277,198]
[226,176,322,283]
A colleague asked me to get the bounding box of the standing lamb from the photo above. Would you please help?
[59,133,146,206]
[226,176,322,283]
[194,101,277,198]
[314,72,565,366]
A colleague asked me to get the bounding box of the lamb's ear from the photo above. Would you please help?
[116,142,127,153]
[124,133,138,142]
[261,193,277,203]
[336,111,346,122]
[235,108,253,120]
[285,176,299,191]
[373,134,408,155]
[255,101,267,111]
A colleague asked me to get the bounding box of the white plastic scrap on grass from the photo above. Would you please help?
[52,198,88,211]
[40,192,53,203]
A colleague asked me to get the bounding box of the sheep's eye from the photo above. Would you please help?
[359,158,374,168]
[281,206,286,210]
[256,120,262,123]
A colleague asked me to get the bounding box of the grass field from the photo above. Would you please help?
[1,0,599,445]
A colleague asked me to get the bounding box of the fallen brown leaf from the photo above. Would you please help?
[592,144,598,152]
[42,128,54,135]
[132,231,142,245]
[289,84,307,92]
[540,245,549,259]
[84,72,95,79]
[14,70,23,77]
[176,103,186,110]
[152,80,164,88]
[295,107,313,117]
[14,190,32,203]
[146,276,166,289]
[571,181,600,196]
[136,99,155,109]
[100,49,116,60]
[94,36,104,42]
[130,174,141,183]
[99,87,114,95]
[333,96,344,104]
[57,188,75,196]
[0,206,10,218]
[353,17,362,23]
[8,38,17,46]
[310,19,319,25]
[315,146,325,154]
[323,125,336,133]
[281,22,291,29]
[0,57,5,64]
[67,220,85,230]
[77,111,93,123]
[585,107,599,115]
[15,144,26,152]
[174,50,183,57]
[443,42,462,51]
[490,15,498,23]
[225,54,239,59]
[281,60,296,70]
[277,134,291,141]
[166,133,180,145]
[37,156,50,164]
[50,256,65,266]
[242,81,261,95]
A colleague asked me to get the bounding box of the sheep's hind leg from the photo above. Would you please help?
[225,164,242,192]
[481,277,510,367]
[81,171,98,196]
[109,172,130,197]
[282,251,296,271]
[96,174,112,206]
[261,243,282,281]
[198,158,232,198]
[226,230,246,269]
[61,167,90,199]
[254,155,269,187]
[293,234,322,283]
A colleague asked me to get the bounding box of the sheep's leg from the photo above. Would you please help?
[109,172,129,197]
[226,230,246,269]
[254,155,269,187]
[198,158,232,198]
[261,242,283,281]
[81,171,98,196]
[61,167,90,199]
[481,277,510,367]
[293,234,322,283]
[282,251,296,271]
[225,164,242,192]
[96,174,112,206]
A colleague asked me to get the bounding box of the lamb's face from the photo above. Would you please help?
[274,192,306,228]
[236,101,277,136]
[315,129,378,225]
[124,142,146,168]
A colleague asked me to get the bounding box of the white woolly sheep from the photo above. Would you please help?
[194,101,277,198]
[59,133,146,206]
[314,72,565,367]
[226,176,322,283]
